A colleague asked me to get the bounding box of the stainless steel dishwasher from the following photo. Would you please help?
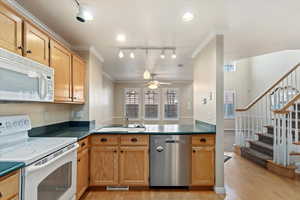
[150,135,191,187]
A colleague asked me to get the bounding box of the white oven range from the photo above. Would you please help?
[0,115,78,200]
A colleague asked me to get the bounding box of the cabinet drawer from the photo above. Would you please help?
[192,135,215,146]
[78,137,89,153]
[120,135,149,146]
[91,135,119,146]
[0,171,19,200]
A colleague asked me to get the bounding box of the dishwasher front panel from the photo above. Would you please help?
[150,135,191,186]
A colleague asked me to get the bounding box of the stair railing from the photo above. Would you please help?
[273,93,300,166]
[235,63,300,153]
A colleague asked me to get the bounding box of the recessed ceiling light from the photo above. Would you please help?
[116,34,126,42]
[182,12,194,22]
[160,50,165,59]
[172,50,177,59]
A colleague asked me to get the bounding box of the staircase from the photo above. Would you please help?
[235,63,300,175]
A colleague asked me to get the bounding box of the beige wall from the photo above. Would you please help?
[113,81,193,125]
[72,50,114,127]
[193,35,225,192]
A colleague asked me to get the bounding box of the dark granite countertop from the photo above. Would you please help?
[31,124,216,141]
[0,162,24,177]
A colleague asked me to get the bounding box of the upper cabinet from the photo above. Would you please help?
[72,55,85,103]
[50,40,72,102]
[24,22,49,66]
[0,4,22,55]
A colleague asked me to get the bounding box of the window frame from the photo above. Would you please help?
[224,90,236,119]
[162,88,180,121]
[124,88,141,120]
[143,88,160,121]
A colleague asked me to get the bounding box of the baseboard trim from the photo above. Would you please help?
[214,186,226,194]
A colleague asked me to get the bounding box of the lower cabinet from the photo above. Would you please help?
[191,140,215,186]
[0,170,20,200]
[119,146,149,186]
[77,148,89,200]
[90,146,119,186]
[90,135,149,187]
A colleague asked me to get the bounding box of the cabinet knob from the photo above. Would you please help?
[193,150,196,153]
[120,150,124,153]
[100,138,107,142]
[81,142,85,147]
[73,97,77,100]
[26,50,32,54]
[131,138,138,142]
[114,150,117,153]
[17,46,23,50]
[78,159,81,162]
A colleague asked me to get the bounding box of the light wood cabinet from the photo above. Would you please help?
[0,171,20,200]
[72,55,85,103]
[0,4,22,55]
[24,22,49,65]
[119,146,149,186]
[50,40,72,102]
[191,146,215,186]
[90,146,119,186]
[77,148,89,200]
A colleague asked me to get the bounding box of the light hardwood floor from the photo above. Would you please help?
[83,153,300,200]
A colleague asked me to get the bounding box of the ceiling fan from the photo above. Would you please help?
[144,73,171,89]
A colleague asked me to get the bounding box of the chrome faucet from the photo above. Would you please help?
[123,112,129,127]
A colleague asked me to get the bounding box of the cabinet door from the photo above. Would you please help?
[50,40,72,102]
[191,146,215,186]
[24,22,49,65]
[72,55,85,103]
[0,4,22,55]
[77,148,89,200]
[90,146,118,186]
[119,146,149,186]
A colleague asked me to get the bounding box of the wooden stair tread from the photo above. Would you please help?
[290,152,300,156]
[248,140,273,150]
[256,133,274,138]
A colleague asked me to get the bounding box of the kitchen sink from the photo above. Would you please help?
[97,127,146,133]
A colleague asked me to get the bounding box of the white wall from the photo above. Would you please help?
[113,81,193,125]
[193,35,224,192]
[72,50,114,127]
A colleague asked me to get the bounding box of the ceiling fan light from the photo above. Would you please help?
[148,83,158,90]
[118,50,124,58]
[143,70,151,80]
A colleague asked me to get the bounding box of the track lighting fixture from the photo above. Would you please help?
[118,50,124,58]
[160,50,165,59]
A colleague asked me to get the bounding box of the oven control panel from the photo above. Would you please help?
[0,115,31,136]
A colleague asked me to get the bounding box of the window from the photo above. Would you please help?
[224,90,235,119]
[164,88,179,120]
[144,89,160,120]
[224,64,236,72]
[124,88,140,119]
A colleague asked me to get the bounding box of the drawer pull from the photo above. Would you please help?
[17,46,23,50]
[120,150,124,153]
[131,138,138,142]
[200,138,207,143]
[26,50,32,54]
[193,150,196,153]
[81,142,86,147]
[100,138,108,142]
[78,159,81,162]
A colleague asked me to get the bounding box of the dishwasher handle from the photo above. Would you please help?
[165,139,180,143]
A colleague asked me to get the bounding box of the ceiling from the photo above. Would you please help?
[15,0,300,81]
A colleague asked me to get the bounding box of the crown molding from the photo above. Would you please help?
[3,0,72,49]
[89,46,105,63]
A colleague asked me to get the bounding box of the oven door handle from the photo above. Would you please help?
[26,143,79,173]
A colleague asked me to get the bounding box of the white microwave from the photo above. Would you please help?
[0,48,54,102]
